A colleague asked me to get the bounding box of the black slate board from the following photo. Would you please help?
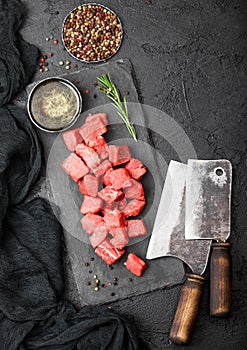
[25,59,185,305]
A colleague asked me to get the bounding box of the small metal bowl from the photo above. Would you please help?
[27,77,82,133]
[62,3,123,63]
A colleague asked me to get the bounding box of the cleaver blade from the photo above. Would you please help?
[185,159,232,317]
[185,159,232,241]
[146,160,211,345]
[146,160,211,276]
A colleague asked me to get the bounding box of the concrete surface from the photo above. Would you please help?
[21,0,247,349]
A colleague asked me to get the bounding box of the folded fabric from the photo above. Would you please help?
[0,0,140,349]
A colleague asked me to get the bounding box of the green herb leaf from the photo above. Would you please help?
[97,73,137,141]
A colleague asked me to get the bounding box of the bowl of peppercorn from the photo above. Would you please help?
[62,3,123,63]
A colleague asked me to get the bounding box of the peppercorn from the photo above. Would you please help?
[48,52,53,57]
[113,277,118,282]
[128,278,133,282]
[89,270,92,274]
[59,61,64,66]
[90,257,94,261]
[109,266,113,270]
[54,39,59,45]
[65,65,70,70]
[113,282,118,286]
[86,281,91,286]
[45,37,49,41]
[84,262,89,267]
[44,68,49,72]
[66,60,71,65]
[39,68,44,73]
[74,63,78,68]
[93,274,97,279]
[94,287,99,291]
[111,292,115,296]
[44,62,48,66]
[40,57,45,63]
[85,89,89,94]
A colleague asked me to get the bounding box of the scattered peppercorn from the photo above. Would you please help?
[85,89,89,94]
[45,37,49,41]
[108,282,112,286]
[40,57,45,63]
[74,63,78,68]
[43,55,47,59]
[89,270,92,273]
[111,292,115,296]
[101,284,106,288]
[84,262,89,267]
[93,94,97,98]
[86,281,91,286]
[128,278,133,282]
[93,274,97,279]
[90,257,94,261]
[113,277,118,282]
[44,62,48,66]
[93,82,98,87]
[48,52,53,57]
[54,39,59,45]
[113,282,118,286]
[50,36,53,40]
[59,61,64,66]
[65,65,70,70]
[125,91,130,95]
[66,60,71,65]
[95,279,100,284]
[39,68,44,73]
[44,68,49,72]
[94,287,99,291]
[63,4,123,62]
[109,266,113,270]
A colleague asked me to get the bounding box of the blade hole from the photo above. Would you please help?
[215,168,223,176]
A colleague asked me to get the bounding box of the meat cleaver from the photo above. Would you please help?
[146,160,211,345]
[185,159,232,316]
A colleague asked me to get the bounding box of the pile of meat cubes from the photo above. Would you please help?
[61,113,147,276]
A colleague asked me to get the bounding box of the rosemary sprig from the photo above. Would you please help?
[97,73,137,141]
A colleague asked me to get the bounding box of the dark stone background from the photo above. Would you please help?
[21,0,247,349]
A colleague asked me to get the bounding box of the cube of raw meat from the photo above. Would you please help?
[98,187,124,202]
[123,200,145,218]
[76,144,101,170]
[62,128,83,152]
[81,213,104,234]
[95,238,125,265]
[92,159,112,177]
[104,210,125,228]
[125,253,147,277]
[110,227,129,249]
[102,201,119,215]
[80,196,103,214]
[89,226,108,248]
[61,153,89,182]
[117,197,127,211]
[86,113,108,126]
[79,117,107,143]
[123,179,145,201]
[108,145,132,166]
[107,168,131,190]
[127,219,147,238]
[88,136,109,160]
[126,159,147,180]
[78,174,99,197]
[103,168,114,186]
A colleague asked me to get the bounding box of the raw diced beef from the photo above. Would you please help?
[81,213,104,234]
[95,238,125,265]
[92,159,112,177]
[123,200,145,218]
[80,196,103,214]
[127,219,147,238]
[117,197,127,211]
[104,210,125,228]
[126,159,147,180]
[88,136,109,160]
[86,113,108,126]
[98,187,124,202]
[89,226,108,248]
[78,174,99,197]
[107,168,130,190]
[108,145,132,166]
[79,117,107,143]
[102,168,114,186]
[62,128,83,152]
[110,227,129,249]
[102,201,119,215]
[61,153,89,182]
[125,253,147,276]
[123,179,145,201]
[76,144,101,170]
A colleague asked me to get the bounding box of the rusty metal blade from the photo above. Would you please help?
[185,159,232,241]
[146,160,211,275]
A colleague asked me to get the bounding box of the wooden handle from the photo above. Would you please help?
[210,242,232,316]
[169,273,206,345]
